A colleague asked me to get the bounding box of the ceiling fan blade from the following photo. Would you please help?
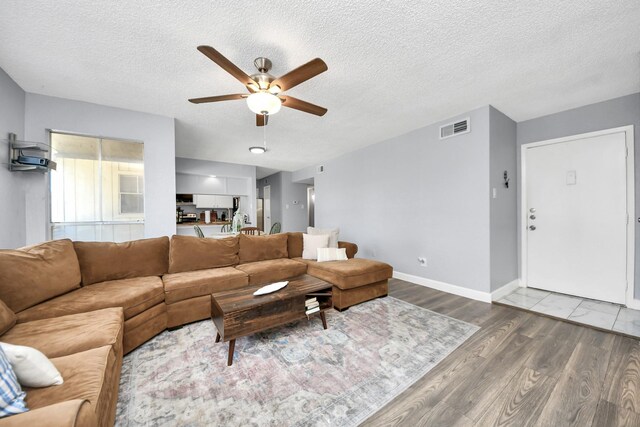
[280,95,327,116]
[197,46,255,89]
[188,94,246,104]
[271,58,327,91]
[256,114,267,126]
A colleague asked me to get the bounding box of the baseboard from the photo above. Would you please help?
[626,299,640,310]
[491,279,521,301]
[392,271,492,303]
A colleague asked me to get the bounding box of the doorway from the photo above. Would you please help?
[307,187,315,227]
[263,185,271,233]
[521,126,634,305]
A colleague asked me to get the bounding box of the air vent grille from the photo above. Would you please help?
[439,118,470,139]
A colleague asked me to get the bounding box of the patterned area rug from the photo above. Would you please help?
[116,297,479,426]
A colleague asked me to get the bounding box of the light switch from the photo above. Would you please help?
[492,188,497,199]
[566,170,577,185]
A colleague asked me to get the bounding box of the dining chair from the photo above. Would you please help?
[240,227,259,235]
[193,225,205,238]
[269,222,282,234]
[220,224,231,233]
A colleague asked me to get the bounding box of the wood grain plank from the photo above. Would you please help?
[475,367,557,426]
[591,399,640,427]
[446,333,539,420]
[536,342,611,427]
[524,323,582,379]
[601,335,640,414]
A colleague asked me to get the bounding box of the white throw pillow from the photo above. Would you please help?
[308,227,340,248]
[317,247,348,262]
[0,342,63,388]
[302,234,330,260]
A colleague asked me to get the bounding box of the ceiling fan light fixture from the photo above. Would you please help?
[268,84,281,94]
[246,92,282,115]
[249,146,266,154]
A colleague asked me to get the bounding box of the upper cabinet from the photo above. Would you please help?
[194,195,234,209]
[176,173,249,196]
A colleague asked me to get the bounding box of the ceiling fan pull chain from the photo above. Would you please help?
[263,118,268,150]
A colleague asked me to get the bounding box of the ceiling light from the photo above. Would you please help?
[268,85,281,94]
[249,146,266,154]
[246,92,282,115]
[209,175,217,178]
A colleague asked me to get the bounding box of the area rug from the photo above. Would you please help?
[116,297,479,426]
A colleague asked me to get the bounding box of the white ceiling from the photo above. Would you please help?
[1,1,639,172]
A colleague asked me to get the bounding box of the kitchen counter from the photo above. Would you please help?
[176,221,230,227]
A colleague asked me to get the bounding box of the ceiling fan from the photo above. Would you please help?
[189,46,328,126]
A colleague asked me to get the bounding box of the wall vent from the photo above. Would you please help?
[316,165,325,174]
[439,118,470,139]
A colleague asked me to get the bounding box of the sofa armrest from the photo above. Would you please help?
[338,241,358,259]
[0,399,95,427]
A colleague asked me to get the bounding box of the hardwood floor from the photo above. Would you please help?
[362,279,640,427]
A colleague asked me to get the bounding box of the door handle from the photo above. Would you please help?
[529,225,536,231]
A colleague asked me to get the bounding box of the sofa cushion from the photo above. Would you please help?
[2,308,124,359]
[235,258,307,285]
[239,233,288,264]
[0,299,16,336]
[73,237,169,286]
[0,399,95,427]
[303,258,393,290]
[287,232,304,258]
[308,226,340,248]
[168,235,239,274]
[16,277,164,323]
[0,239,81,313]
[163,267,248,304]
[24,345,118,426]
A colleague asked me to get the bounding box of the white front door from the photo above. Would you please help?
[263,185,271,233]
[524,130,629,303]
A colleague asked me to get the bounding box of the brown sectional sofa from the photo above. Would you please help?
[0,232,392,426]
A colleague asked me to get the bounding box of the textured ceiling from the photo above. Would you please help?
[0,0,639,171]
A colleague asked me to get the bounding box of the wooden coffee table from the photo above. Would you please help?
[210,274,333,366]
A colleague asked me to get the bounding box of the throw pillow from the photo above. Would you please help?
[0,343,63,388]
[317,248,348,262]
[0,346,28,418]
[302,234,330,260]
[307,227,339,248]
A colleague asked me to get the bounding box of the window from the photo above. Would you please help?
[49,132,144,242]
[119,175,144,214]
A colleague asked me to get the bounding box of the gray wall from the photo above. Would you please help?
[489,107,518,291]
[315,106,493,293]
[0,67,35,248]
[517,92,640,298]
[280,171,310,232]
[23,93,177,244]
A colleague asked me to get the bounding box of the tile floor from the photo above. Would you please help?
[496,287,640,338]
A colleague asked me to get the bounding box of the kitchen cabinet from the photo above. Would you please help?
[194,195,234,208]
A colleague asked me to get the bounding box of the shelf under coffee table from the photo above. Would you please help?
[210,274,333,366]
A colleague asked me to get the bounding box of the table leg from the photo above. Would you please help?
[227,339,236,366]
[320,311,328,330]
[215,332,221,343]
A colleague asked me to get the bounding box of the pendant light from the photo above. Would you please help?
[249,116,268,154]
